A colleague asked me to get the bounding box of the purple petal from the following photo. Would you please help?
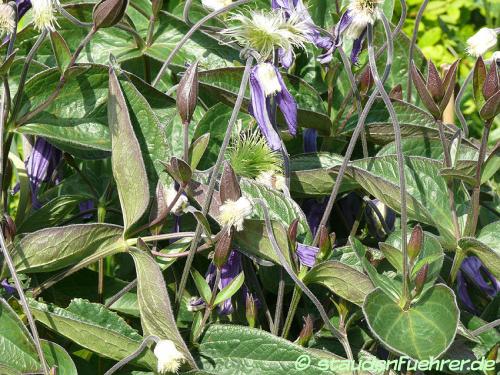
[79,200,94,219]
[1,279,16,295]
[17,0,32,19]
[303,128,317,153]
[218,251,242,315]
[334,10,353,47]
[296,243,319,267]
[461,256,499,297]
[456,271,477,313]
[249,68,282,150]
[350,29,367,65]
[278,48,294,69]
[275,68,298,136]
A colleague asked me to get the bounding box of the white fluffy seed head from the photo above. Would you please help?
[201,0,232,11]
[255,63,282,97]
[219,196,253,231]
[466,28,498,57]
[32,0,59,32]
[154,340,185,374]
[345,0,382,39]
[0,4,16,36]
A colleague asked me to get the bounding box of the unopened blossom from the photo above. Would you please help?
[25,138,62,209]
[31,0,59,31]
[219,196,253,231]
[0,3,16,36]
[249,62,297,150]
[466,28,498,57]
[296,243,319,267]
[153,340,185,374]
[271,0,333,67]
[322,0,382,64]
[201,0,232,11]
[457,256,499,313]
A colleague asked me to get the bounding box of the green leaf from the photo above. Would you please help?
[197,67,331,134]
[458,237,500,279]
[108,64,150,234]
[49,31,72,72]
[233,219,291,265]
[191,269,211,303]
[213,272,245,306]
[28,299,156,370]
[128,247,196,368]
[240,178,312,243]
[41,340,77,375]
[5,224,124,275]
[9,152,30,227]
[363,285,459,360]
[303,261,374,305]
[198,325,342,374]
[341,155,469,249]
[189,133,210,170]
[0,299,40,373]
[17,195,84,233]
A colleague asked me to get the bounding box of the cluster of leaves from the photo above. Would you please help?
[0,0,498,374]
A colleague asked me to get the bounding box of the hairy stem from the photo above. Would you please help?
[407,0,429,103]
[104,335,160,375]
[454,69,473,138]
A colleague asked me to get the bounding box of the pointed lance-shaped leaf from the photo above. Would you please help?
[177,61,199,125]
[245,293,257,328]
[92,0,128,29]
[479,90,500,121]
[439,59,459,113]
[389,84,403,101]
[167,157,192,185]
[483,61,499,100]
[219,161,241,203]
[473,57,487,109]
[426,60,444,103]
[411,61,441,119]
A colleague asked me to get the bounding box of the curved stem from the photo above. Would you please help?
[176,55,254,304]
[56,3,93,28]
[256,199,355,367]
[0,232,50,374]
[368,18,409,301]
[104,335,160,375]
[11,30,48,122]
[454,69,473,138]
[152,0,253,87]
[105,279,137,308]
[407,0,429,103]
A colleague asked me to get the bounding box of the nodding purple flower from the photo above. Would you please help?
[302,198,327,237]
[303,128,317,153]
[296,243,319,267]
[17,0,32,20]
[79,200,94,219]
[271,0,333,67]
[25,138,62,209]
[249,63,297,150]
[457,256,499,313]
[189,251,243,315]
[1,279,15,295]
[321,0,381,65]
[365,199,396,240]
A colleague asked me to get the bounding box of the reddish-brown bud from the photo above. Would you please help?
[414,263,429,297]
[92,0,128,30]
[297,315,313,346]
[408,225,423,263]
[213,229,233,269]
[177,61,199,126]
[219,161,241,203]
[245,293,258,328]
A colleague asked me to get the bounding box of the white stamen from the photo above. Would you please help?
[154,340,185,374]
[201,0,232,11]
[345,0,382,40]
[32,0,59,32]
[256,63,282,97]
[466,28,498,57]
[219,196,253,231]
[255,171,286,191]
[0,4,16,36]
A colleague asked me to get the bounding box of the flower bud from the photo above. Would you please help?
[245,292,258,328]
[153,340,185,374]
[466,28,498,57]
[318,225,331,259]
[426,60,444,102]
[483,60,499,101]
[414,263,428,297]
[296,315,313,346]
[177,61,199,126]
[92,0,128,30]
[1,214,16,244]
[288,218,298,241]
[213,229,233,269]
[219,161,241,204]
[408,225,423,263]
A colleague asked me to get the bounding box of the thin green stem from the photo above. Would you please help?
[281,286,302,339]
[0,231,50,374]
[198,268,221,336]
[273,268,285,335]
[407,0,429,103]
[176,55,254,305]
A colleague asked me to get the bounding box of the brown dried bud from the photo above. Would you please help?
[213,229,233,269]
[297,315,313,346]
[245,293,257,328]
[92,0,128,30]
[408,225,423,263]
[177,61,199,125]
[414,263,428,297]
[219,161,241,203]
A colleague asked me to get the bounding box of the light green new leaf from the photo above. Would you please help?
[108,65,150,234]
[363,285,459,360]
[41,340,77,375]
[213,272,245,306]
[191,269,212,303]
